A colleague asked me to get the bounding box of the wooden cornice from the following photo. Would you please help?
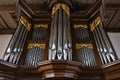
[38,60,81,80]
[0,59,120,79]
[0,59,18,78]
[102,60,120,80]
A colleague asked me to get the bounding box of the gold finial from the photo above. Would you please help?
[73,24,88,28]
[27,43,46,49]
[52,3,70,16]
[76,44,93,49]
[34,24,48,28]
[20,16,31,31]
[90,16,101,31]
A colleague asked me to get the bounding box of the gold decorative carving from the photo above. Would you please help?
[27,43,46,49]
[90,16,101,31]
[20,16,31,31]
[34,24,48,28]
[73,24,88,28]
[76,44,93,49]
[52,3,70,16]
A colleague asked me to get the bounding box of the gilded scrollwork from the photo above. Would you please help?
[27,43,46,49]
[20,16,31,31]
[34,24,48,28]
[73,24,88,28]
[52,3,70,16]
[76,44,93,49]
[90,16,101,31]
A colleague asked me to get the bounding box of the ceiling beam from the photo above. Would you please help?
[0,30,15,34]
[0,5,15,11]
[0,15,10,29]
[106,10,118,29]
[106,4,120,10]
[106,28,120,32]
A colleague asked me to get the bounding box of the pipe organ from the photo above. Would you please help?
[2,3,118,67]
[2,4,118,67]
[1,0,120,80]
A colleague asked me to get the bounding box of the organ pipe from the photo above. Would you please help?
[73,24,90,42]
[32,24,48,41]
[76,44,96,66]
[24,44,45,66]
[49,3,72,60]
[90,16,118,64]
[3,16,31,64]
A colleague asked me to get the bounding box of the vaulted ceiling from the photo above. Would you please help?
[0,0,120,34]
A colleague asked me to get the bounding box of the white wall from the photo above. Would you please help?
[108,33,120,59]
[0,35,12,59]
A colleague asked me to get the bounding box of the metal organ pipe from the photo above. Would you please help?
[3,16,31,64]
[32,24,48,41]
[13,27,28,64]
[73,25,90,42]
[63,10,68,60]
[95,26,108,64]
[3,22,22,62]
[93,31,104,64]
[49,4,72,60]
[76,44,96,66]
[25,44,45,67]
[67,16,72,60]
[50,10,58,60]
[99,23,116,61]
[91,17,117,64]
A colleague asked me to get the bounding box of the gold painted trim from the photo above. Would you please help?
[27,43,46,49]
[73,24,88,28]
[90,16,101,31]
[76,44,93,49]
[34,24,48,28]
[20,16,31,31]
[52,3,70,16]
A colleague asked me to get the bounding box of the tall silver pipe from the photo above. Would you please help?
[15,29,28,64]
[12,26,26,64]
[67,15,72,60]
[93,31,104,64]
[3,22,22,61]
[57,8,63,59]
[63,9,68,60]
